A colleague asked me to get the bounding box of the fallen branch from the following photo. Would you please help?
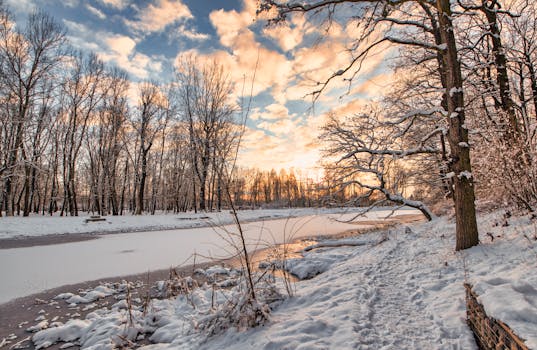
[303,239,372,252]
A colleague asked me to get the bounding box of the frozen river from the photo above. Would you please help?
[0,209,415,304]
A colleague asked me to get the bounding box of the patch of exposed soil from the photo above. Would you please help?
[0,234,99,249]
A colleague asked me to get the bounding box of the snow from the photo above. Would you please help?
[464,213,537,349]
[458,171,472,179]
[0,208,370,239]
[65,285,115,305]
[8,208,537,349]
[449,87,463,97]
[26,320,50,333]
[0,208,414,304]
[32,320,89,350]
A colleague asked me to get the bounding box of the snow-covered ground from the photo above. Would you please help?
[9,209,537,350]
[0,207,393,239]
[0,208,416,304]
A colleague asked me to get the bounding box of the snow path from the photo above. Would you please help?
[352,239,439,348]
[201,224,475,350]
[0,210,417,305]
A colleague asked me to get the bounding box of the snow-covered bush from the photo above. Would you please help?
[473,131,537,212]
[197,276,283,336]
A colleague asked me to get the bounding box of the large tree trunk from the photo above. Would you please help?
[437,0,479,251]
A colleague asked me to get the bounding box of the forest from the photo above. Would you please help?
[3,1,537,347]
[0,5,346,218]
[1,0,537,248]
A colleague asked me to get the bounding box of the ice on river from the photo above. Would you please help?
[0,208,417,304]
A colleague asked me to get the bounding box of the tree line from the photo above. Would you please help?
[0,6,333,217]
[0,3,369,217]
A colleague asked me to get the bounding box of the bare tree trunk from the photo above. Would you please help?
[523,52,537,121]
[482,0,519,137]
[120,159,128,216]
[437,0,479,250]
[135,151,147,215]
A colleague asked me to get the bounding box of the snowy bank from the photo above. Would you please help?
[0,207,411,239]
[0,208,419,304]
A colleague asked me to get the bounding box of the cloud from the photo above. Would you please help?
[63,0,79,8]
[64,20,103,52]
[106,34,136,56]
[209,7,253,48]
[101,35,163,79]
[262,15,307,51]
[204,0,393,173]
[176,24,209,41]
[5,0,35,13]
[206,0,392,108]
[63,20,163,80]
[349,72,396,99]
[182,0,393,173]
[86,4,107,20]
[97,0,130,9]
[250,103,293,121]
[238,121,323,176]
[126,0,192,34]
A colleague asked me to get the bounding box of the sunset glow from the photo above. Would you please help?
[7,0,390,174]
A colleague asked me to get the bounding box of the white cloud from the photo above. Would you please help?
[126,0,192,34]
[262,15,307,51]
[250,103,293,121]
[209,7,253,48]
[101,34,163,79]
[63,20,103,52]
[106,34,136,56]
[176,24,209,41]
[86,4,107,20]
[63,20,163,80]
[238,119,324,175]
[63,0,79,8]
[5,0,35,13]
[97,0,130,10]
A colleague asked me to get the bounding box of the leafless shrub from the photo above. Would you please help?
[474,132,537,213]
[152,268,199,309]
[197,276,283,336]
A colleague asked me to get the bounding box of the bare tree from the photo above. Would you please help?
[175,57,237,212]
[321,110,437,220]
[0,8,65,216]
[260,0,479,250]
[132,82,168,215]
[97,68,129,215]
[59,52,106,216]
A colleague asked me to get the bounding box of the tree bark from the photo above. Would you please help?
[482,0,518,138]
[437,0,479,250]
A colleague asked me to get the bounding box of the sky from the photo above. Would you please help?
[7,0,393,178]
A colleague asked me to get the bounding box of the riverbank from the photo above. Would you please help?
[1,207,401,241]
[0,210,423,304]
[0,213,424,349]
